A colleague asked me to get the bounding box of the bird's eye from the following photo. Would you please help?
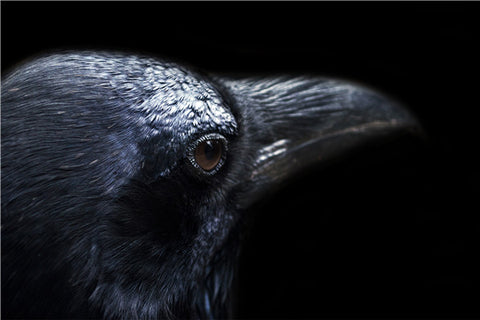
[187,133,228,175]
[195,140,222,171]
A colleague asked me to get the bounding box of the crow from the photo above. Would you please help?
[1,51,417,319]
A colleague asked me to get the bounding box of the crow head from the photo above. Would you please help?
[1,52,417,319]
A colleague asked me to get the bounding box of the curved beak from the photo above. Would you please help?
[216,75,420,208]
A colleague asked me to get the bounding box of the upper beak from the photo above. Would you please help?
[215,75,420,207]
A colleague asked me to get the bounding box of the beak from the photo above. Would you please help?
[215,75,420,208]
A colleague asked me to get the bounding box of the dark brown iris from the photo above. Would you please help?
[194,139,222,171]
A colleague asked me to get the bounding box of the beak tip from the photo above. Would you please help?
[350,84,423,139]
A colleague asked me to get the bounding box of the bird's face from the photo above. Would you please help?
[1,52,418,319]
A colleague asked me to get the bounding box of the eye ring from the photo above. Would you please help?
[187,133,228,176]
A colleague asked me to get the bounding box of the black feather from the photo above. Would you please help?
[2,51,242,319]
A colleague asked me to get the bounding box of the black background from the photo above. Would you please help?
[2,2,479,319]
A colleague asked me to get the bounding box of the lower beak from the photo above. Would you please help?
[216,76,420,207]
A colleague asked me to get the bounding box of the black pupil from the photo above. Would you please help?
[204,140,219,160]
